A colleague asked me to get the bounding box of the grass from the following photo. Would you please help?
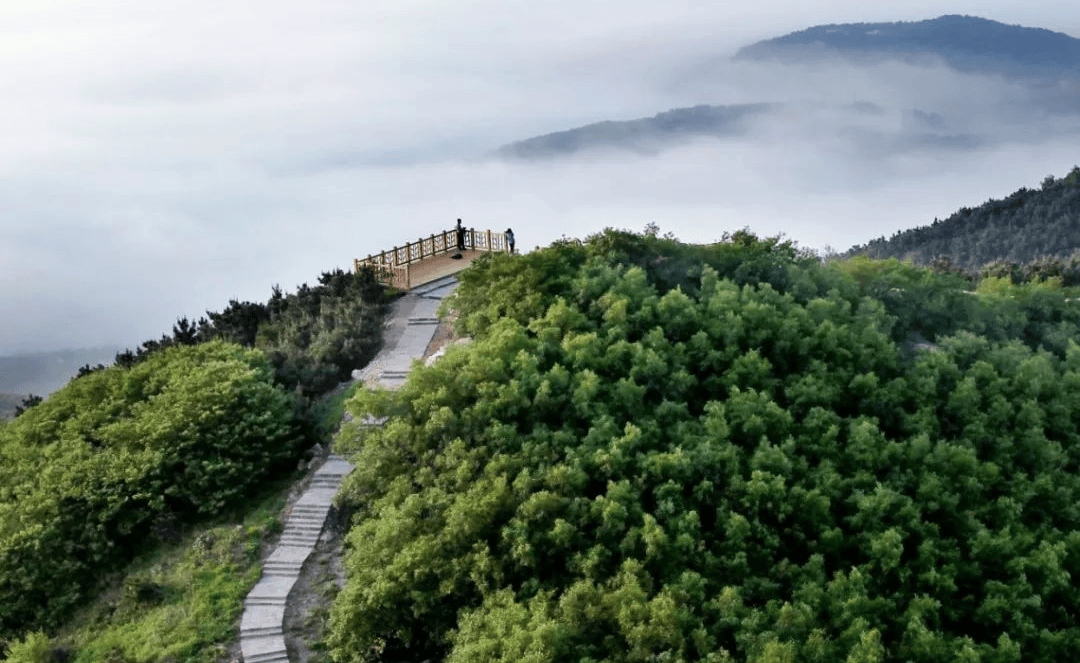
[314,380,364,436]
[2,475,297,663]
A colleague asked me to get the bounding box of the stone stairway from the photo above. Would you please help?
[239,456,354,663]
[239,274,461,662]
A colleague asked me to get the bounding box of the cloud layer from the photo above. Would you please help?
[1,0,1079,353]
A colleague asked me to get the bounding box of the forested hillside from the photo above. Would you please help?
[846,166,1080,273]
[329,229,1080,662]
[0,266,390,657]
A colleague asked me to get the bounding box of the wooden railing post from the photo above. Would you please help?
[486,229,492,252]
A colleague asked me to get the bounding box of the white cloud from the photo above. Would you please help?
[0,0,1078,352]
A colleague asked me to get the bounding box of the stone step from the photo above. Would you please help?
[240,625,281,638]
[245,597,287,606]
[283,522,324,531]
[272,542,315,552]
[244,650,290,663]
[281,529,322,539]
[263,564,303,576]
[277,536,320,546]
[407,317,440,325]
[279,530,320,539]
[292,503,332,511]
[278,537,319,547]
[287,515,328,524]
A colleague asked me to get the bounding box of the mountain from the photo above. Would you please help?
[735,14,1080,80]
[492,103,773,159]
[844,165,1080,270]
[494,15,1079,160]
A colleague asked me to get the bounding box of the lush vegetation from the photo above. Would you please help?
[0,264,389,657]
[0,342,308,644]
[329,229,1080,662]
[4,479,290,663]
[95,267,388,400]
[846,166,1080,273]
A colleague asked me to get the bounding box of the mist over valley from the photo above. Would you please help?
[2,5,1079,357]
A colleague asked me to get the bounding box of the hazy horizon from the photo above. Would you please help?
[2,1,1079,354]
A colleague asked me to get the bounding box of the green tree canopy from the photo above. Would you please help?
[328,231,1080,662]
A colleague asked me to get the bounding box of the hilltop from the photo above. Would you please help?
[326,229,1080,662]
[845,165,1080,272]
[735,14,1080,79]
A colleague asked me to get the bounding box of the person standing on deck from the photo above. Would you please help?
[455,219,466,251]
[505,228,516,254]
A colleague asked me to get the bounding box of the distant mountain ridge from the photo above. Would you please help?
[844,166,1080,270]
[735,15,1080,79]
[494,15,1080,160]
[493,103,773,159]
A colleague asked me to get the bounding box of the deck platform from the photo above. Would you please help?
[402,250,488,288]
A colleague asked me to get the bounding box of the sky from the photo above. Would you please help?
[2,0,1080,354]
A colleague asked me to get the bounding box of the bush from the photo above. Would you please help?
[0,342,307,640]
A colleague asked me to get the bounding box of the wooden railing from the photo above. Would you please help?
[354,228,510,289]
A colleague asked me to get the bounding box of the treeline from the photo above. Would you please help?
[0,266,391,647]
[846,165,1080,272]
[329,229,1080,662]
[75,267,387,400]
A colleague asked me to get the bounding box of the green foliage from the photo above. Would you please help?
[0,341,307,641]
[113,267,388,399]
[64,516,265,663]
[328,231,1080,662]
[0,479,290,663]
[847,164,1080,273]
[2,631,48,663]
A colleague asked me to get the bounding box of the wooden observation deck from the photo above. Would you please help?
[354,228,511,290]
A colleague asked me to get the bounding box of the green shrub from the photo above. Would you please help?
[0,341,306,640]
